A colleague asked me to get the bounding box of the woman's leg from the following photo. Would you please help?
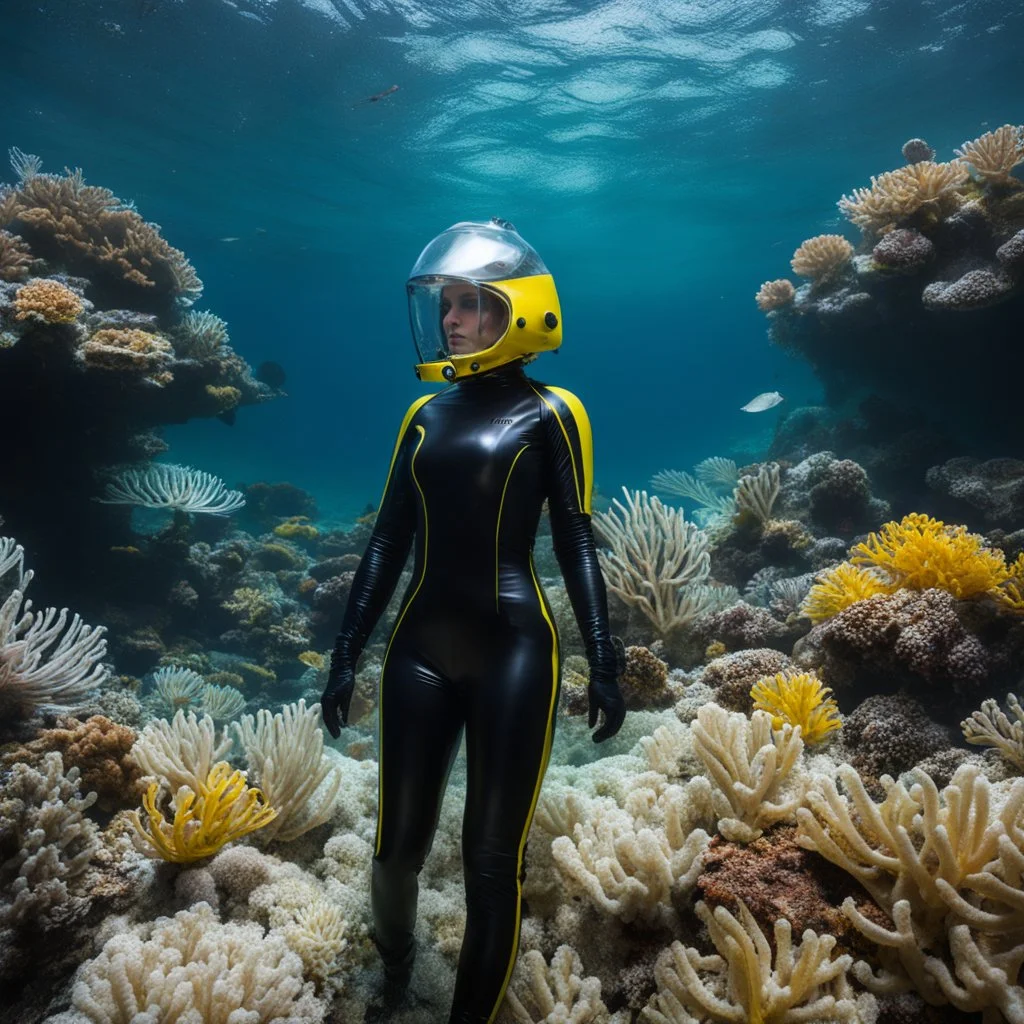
[448,634,560,1024]
[372,648,464,967]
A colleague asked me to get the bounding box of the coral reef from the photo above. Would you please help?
[757,122,1024,443]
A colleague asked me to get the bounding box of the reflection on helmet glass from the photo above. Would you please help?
[407,219,561,382]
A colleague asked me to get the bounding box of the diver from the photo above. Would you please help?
[320,218,626,1024]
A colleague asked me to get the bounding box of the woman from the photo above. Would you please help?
[320,218,625,1024]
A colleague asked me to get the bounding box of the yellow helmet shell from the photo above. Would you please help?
[407,220,562,382]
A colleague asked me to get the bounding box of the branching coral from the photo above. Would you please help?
[505,945,625,1024]
[594,488,712,636]
[0,752,99,930]
[131,761,278,862]
[750,672,842,745]
[13,277,83,322]
[233,700,343,843]
[549,779,714,927]
[96,463,246,516]
[691,705,805,843]
[735,463,781,523]
[6,159,202,306]
[962,693,1024,770]
[130,708,233,794]
[790,235,853,282]
[1,714,140,810]
[641,899,875,1024]
[851,513,1016,600]
[955,124,1024,185]
[801,515,1024,623]
[0,229,32,281]
[755,279,795,311]
[837,160,969,234]
[796,764,1024,1018]
[68,902,326,1023]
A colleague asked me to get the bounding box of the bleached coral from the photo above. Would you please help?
[837,160,968,233]
[692,704,806,842]
[734,463,781,523]
[0,537,109,717]
[504,945,629,1023]
[129,708,233,794]
[640,899,877,1024]
[755,279,795,311]
[96,463,246,516]
[796,763,1024,1017]
[549,778,713,927]
[233,700,343,842]
[962,693,1024,770]
[64,902,326,1023]
[594,488,712,636]
[0,752,99,930]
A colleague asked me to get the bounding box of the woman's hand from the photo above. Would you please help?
[588,639,626,743]
[320,663,356,738]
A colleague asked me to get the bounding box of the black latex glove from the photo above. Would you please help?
[320,663,356,739]
[588,636,627,743]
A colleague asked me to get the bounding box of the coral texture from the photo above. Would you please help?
[13,278,83,322]
[66,902,325,1023]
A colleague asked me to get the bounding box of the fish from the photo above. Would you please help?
[354,85,399,107]
[219,237,240,243]
[740,391,784,413]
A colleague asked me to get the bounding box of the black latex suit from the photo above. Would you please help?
[321,360,625,1024]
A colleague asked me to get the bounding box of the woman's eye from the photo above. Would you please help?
[440,302,451,315]
[459,297,477,310]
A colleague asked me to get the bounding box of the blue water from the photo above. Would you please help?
[2,0,1020,519]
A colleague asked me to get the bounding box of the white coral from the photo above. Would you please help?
[0,536,108,717]
[234,699,343,842]
[504,945,629,1023]
[692,704,805,842]
[641,899,876,1023]
[130,708,233,793]
[67,902,326,1023]
[550,778,713,926]
[95,463,245,516]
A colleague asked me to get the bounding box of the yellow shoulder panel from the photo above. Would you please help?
[378,394,435,508]
[542,386,594,515]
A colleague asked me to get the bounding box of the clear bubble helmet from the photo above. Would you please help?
[407,218,562,382]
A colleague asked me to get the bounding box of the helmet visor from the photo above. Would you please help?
[408,278,510,365]
[409,220,549,283]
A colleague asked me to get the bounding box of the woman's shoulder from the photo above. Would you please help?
[528,380,592,427]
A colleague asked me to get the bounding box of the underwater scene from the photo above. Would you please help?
[2,0,1024,1021]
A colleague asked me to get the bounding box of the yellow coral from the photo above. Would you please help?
[130,761,277,862]
[851,513,1011,599]
[801,562,890,623]
[14,278,83,322]
[80,328,174,382]
[298,650,326,670]
[274,516,319,541]
[705,640,727,661]
[204,384,241,411]
[751,671,842,745]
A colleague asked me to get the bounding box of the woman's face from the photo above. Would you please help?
[441,283,508,356]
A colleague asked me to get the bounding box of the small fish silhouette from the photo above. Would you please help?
[354,85,399,108]
[740,391,784,413]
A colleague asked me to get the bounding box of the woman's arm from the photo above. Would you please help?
[321,399,426,735]
[538,385,625,742]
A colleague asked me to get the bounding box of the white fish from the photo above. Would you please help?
[219,237,241,243]
[740,391,784,413]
